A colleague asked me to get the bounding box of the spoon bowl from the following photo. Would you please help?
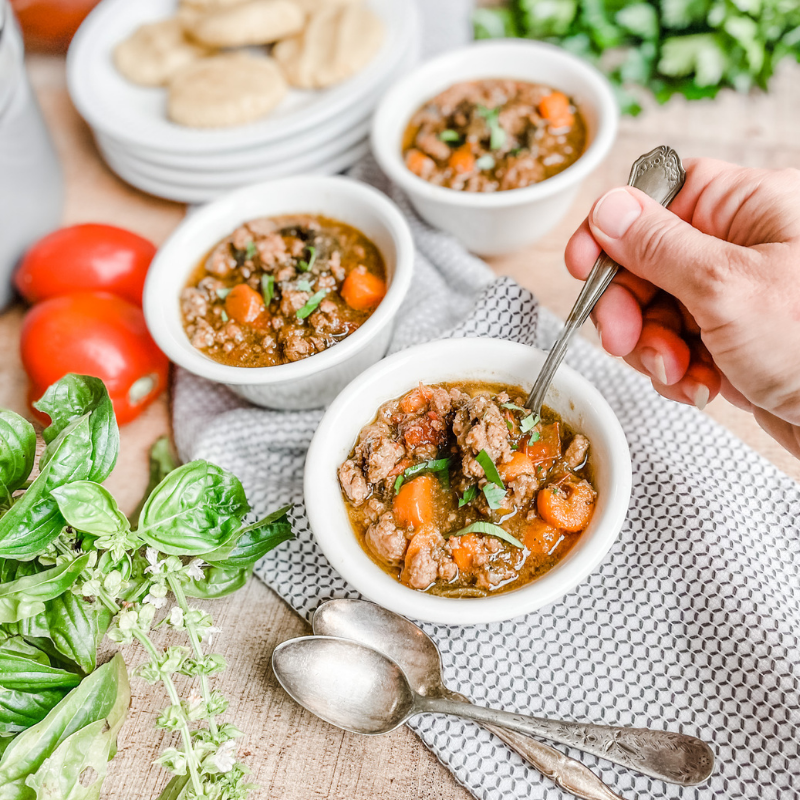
[272,636,416,735]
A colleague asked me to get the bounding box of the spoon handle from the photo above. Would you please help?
[525,145,686,415]
[446,690,624,800]
[418,694,714,787]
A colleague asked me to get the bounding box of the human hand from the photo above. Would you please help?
[565,158,800,457]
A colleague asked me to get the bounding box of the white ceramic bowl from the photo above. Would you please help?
[143,176,414,409]
[370,40,619,256]
[305,338,632,625]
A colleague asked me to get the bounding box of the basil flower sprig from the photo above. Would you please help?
[0,374,294,800]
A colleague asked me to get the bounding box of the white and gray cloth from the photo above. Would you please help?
[172,158,800,800]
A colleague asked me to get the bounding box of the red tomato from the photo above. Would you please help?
[15,224,156,307]
[21,292,169,425]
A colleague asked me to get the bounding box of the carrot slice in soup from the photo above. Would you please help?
[538,91,574,128]
[406,148,435,177]
[448,145,475,174]
[341,270,386,311]
[537,479,595,533]
[225,283,265,325]
[498,451,536,483]
[393,474,435,529]
[450,533,483,572]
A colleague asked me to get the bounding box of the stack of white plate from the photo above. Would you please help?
[66,0,419,204]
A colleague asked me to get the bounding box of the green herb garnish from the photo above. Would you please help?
[296,279,313,292]
[220,310,229,322]
[520,413,540,434]
[296,289,328,320]
[439,129,460,142]
[458,485,477,507]
[297,245,317,273]
[482,482,507,510]
[476,105,507,150]
[216,287,231,300]
[403,457,451,481]
[529,430,541,444]
[475,154,496,170]
[501,402,527,412]
[446,521,523,549]
[245,240,257,260]
[261,274,275,305]
[394,474,404,494]
[475,449,504,488]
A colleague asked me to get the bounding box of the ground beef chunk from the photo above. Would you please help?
[329,251,345,282]
[416,131,452,161]
[397,412,447,460]
[338,459,370,506]
[190,318,215,349]
[366,512,406,564]
[308,298,345,336]
[279,287,310,317]
[246,217,277,237]
[207,243,237,277]
[230,225,252,250]
[364,497,387,524]
[564,434,590,470]
[402,530,455,590]
[180,287,207,323]
[476,562,518,589]
[278,326,320,362]
[361,436,405,485]
[508,473,540,507]
[256,233,288,267]
[453,395,512,478]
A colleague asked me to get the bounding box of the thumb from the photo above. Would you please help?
[588,186,744,312]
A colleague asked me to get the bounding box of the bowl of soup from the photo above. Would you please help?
[370,40,619,256]
[305,338,632,624]
[143,175,414,409]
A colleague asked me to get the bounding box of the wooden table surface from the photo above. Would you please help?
[4,53,799,800]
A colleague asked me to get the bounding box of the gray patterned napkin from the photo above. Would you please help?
[172,159,800,800]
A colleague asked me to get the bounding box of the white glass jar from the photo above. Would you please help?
[0,0,63,309]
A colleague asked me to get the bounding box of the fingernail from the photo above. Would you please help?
[592,188,643,239]
[595,324,603,347]
[690,383,710,411]
[640,348,668,384]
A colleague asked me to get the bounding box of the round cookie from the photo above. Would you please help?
[168,53,288,128]
[114,18,211,87]
[274,4,384,89]
[185,0,305,47]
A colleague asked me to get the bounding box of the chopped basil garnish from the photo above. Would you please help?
[245,241,257,260]
[216,287,231,300]
[476,105,507,151]
[506,419,513,431]
[458,485,477,507]
[296,289,328,320]
[261,274,274,305]
[298,245,317,273]
[529,430,541,444]
[475,154,496,171]
[475,449,504,488]
[482,482,507,510]
[403,457,451,481]
[501,402,527,412]
[520,413,539,434]
[446,521,523,549]
[394,474,404,494]
[220,310,229,323]
[439,129,460,142]
[296,279,313,293]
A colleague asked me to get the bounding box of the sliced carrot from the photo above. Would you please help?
[498,451,536,483]
[522,422,561,474]
[400,386,432,415]
[225,283,265,325]
[405,148,435,177]
[393,474,435,529]
[537,479,595,533]
[538,91,574,128]
[401,525,441,588]
[387,457,412,478]
[341,269,386,311]
[450,533,483,572]
[448,144,475,174]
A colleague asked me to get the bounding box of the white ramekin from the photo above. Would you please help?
[143,176,414,409]
[305,338,632,625]
[370,40,619,256]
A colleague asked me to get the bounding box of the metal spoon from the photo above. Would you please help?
[272,634,714,786]
[525,145,686,416]
[313,598,625,800]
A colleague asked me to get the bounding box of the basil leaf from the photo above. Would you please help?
[129,437,178,529]
[205,505,293,569]
[0,411,36,497]
[529,430,541,444]
[482,483,507,510]
[0,652,129,788]
[138,461,249,556]
[403,457,451,481]
[296,279,313,293]
[216,287,231,300]
[0,646,81,692]
[520,413,539,434]
[475,450,504,488]
[439,129,460,142]
[261,274,275,306]
[500,402,527,412]
[34,375,118,484]
[446,521,524,549]
[157,775,191,800]
[296,289,328,320]
[297,245,317,273]
[0,555,91,624]
[458,485,477,507]
[476,105,507,150]
[393,475,404,494]
[184,565,248,600]
[245,241,257,260]
[52,481,129,536]
[0,417,93,560]
[0,689,67,738]
[475,154,496,170]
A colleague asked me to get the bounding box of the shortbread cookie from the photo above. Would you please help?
[168,53,287,127]
[274,4,384,89]
[114,18,211,86]
[185,0,305,47]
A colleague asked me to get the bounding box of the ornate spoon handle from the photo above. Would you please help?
[446,690,624,800]
[419,694,714,786]
[525,145,686,415]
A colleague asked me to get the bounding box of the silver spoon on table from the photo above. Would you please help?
[312,598,624,800]
[272,632,714,786]
[525,145,686,416]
